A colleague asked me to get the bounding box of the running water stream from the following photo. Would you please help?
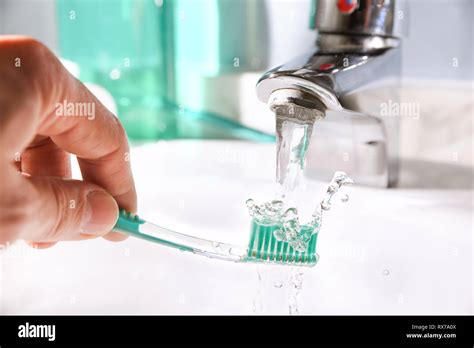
[249,105,353,314]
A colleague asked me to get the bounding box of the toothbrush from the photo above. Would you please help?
[114,210,319,266]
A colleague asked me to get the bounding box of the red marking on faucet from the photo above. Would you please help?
[337,0,358,14]
[318,63,335,71]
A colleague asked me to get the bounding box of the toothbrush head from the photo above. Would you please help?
[245,221,319,266]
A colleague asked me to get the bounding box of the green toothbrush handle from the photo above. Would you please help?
[114,210,248,262]
[114,210,193,252]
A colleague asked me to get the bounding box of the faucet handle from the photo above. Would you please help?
[314,0,397,38]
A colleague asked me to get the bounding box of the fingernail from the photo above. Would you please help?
[81,190,118,235]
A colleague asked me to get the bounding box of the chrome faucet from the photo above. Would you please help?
[256,0,401,187]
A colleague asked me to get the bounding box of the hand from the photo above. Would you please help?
[0,36,137,248]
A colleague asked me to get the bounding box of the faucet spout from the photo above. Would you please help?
[256,0,402,187]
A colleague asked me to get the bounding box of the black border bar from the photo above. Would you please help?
[0,315,473,346]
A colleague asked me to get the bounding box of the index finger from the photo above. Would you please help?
[1,36,137,215]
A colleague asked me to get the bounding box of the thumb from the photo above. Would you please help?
[23,176,119,242]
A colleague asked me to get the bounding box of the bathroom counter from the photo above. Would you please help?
[1,141,472,314]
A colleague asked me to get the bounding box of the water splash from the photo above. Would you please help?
[319,171,354,211]
[246,171,353,252]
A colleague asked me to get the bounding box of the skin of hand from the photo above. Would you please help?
[0,36,137,248]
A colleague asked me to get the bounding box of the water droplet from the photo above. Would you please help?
[383,269,390,276]
[321,201,331,211]
[282,207,298,220]
[245,199,255,208]
[341,193,349,203]
[274,281,283,288]
[271,200,284,210]
[212,241,221,249]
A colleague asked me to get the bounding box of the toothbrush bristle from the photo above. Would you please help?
[246,221,318,266]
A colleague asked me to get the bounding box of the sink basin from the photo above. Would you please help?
[1,140,472,314]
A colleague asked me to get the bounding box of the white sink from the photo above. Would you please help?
[1,140,472,314]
